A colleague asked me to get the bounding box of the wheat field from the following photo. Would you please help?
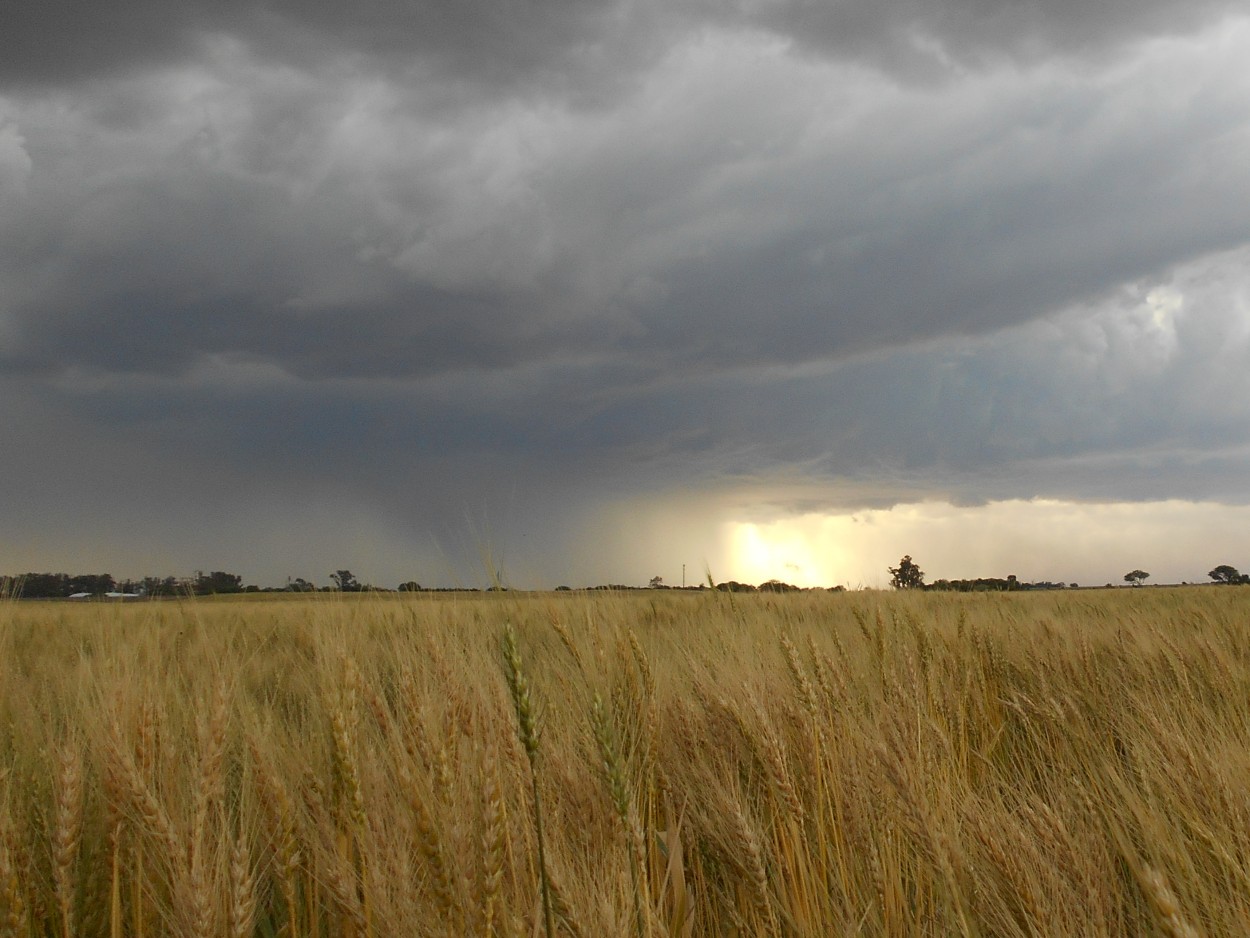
[1,586,1248,936]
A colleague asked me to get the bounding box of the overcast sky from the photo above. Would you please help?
[3,0,1250,588]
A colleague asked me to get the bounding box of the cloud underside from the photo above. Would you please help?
[2,0,1243,88]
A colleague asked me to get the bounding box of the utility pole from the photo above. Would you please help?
[682,564,686,588]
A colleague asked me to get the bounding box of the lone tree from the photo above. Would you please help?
[193,571,243,595]
[331,570,361,592]
[1209,565,1246,584]
[889,555,925,590]
[1124,569,1150,587]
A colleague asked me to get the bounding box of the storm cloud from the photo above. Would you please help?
[2,0,1249,587]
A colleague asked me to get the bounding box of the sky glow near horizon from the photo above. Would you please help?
[3,2,1250,589]
[718,500,1250,589]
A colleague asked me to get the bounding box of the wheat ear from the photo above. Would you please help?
[53,736,83,938]
[190,679,230,938]
[591,692,647,938]
[479,754,506,937]
[247,735,302,938]
[229,831,257,938]
[1141,867,1200,938]
[0,798,28,938]
[397,762,459,925]
[500,623,555,938]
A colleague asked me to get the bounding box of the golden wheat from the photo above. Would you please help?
[0,587,1247,934]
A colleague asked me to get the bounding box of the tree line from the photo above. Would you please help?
[1,571,249,599]
[1,569,385,599]
[0,567,536,599]
[888,556,1250,591]
[6,561,1247,599]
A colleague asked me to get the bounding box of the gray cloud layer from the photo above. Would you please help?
[2,0,1249,584]
[5,0,1243,89]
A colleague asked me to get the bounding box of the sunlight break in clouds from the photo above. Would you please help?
[718,500,1250,589]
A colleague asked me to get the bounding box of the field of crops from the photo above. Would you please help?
[1,586,1248,936]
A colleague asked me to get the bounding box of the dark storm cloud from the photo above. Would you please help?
[6,22,1248,387]
[723,0,1244,75]
[6,0,1244,91]
[2,0,205,86]
[1,0,653,101]
[3,0,1250,584]
[28,242,1249,506]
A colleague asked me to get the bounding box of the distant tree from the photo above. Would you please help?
[929,575,1037,593]
[194,571,244,595]
[1208,565,1246,584]
[331,570,361,592]
[649,575,664,588]
[68,573,115,596]
[1124,570,1150,587]
[397,581,423,592]
[142,575,182,596]
[759,579,801,592]
[1,573,64,598]
[289,577,315,593]
[889,555,925,590]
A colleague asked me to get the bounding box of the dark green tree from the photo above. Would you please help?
[68,573,115,596]
[141,576,181,596]
[759,579,801,592]
[889,555,925,589]
[1208,565,1245,584]
[331,570,361,592]
[1124,570,1150,587]
[194,571,244,595]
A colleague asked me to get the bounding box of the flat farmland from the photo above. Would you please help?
[1,587,1247,936]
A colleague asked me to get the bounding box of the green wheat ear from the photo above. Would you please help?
[591,692,646,938]
[502,623,540,758]
[500,623,555,938]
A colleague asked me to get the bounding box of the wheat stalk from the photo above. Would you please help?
[397,761,460,926]
[478,755,506,937]
[548,615,586,673]
[229,832,257,938]
[189,679,231,938]
[728,803,778,935]
[591,691,647,938]
[52,736,83,938]
[500,622,555,938]
[0,797,28,938]
[247,734,302,938]
[329,657,368,836]
[1141,867,1201,938]
[103,715,181,871]
[748,696,805,822]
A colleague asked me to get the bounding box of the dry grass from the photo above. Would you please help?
[1,586,1249,935]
